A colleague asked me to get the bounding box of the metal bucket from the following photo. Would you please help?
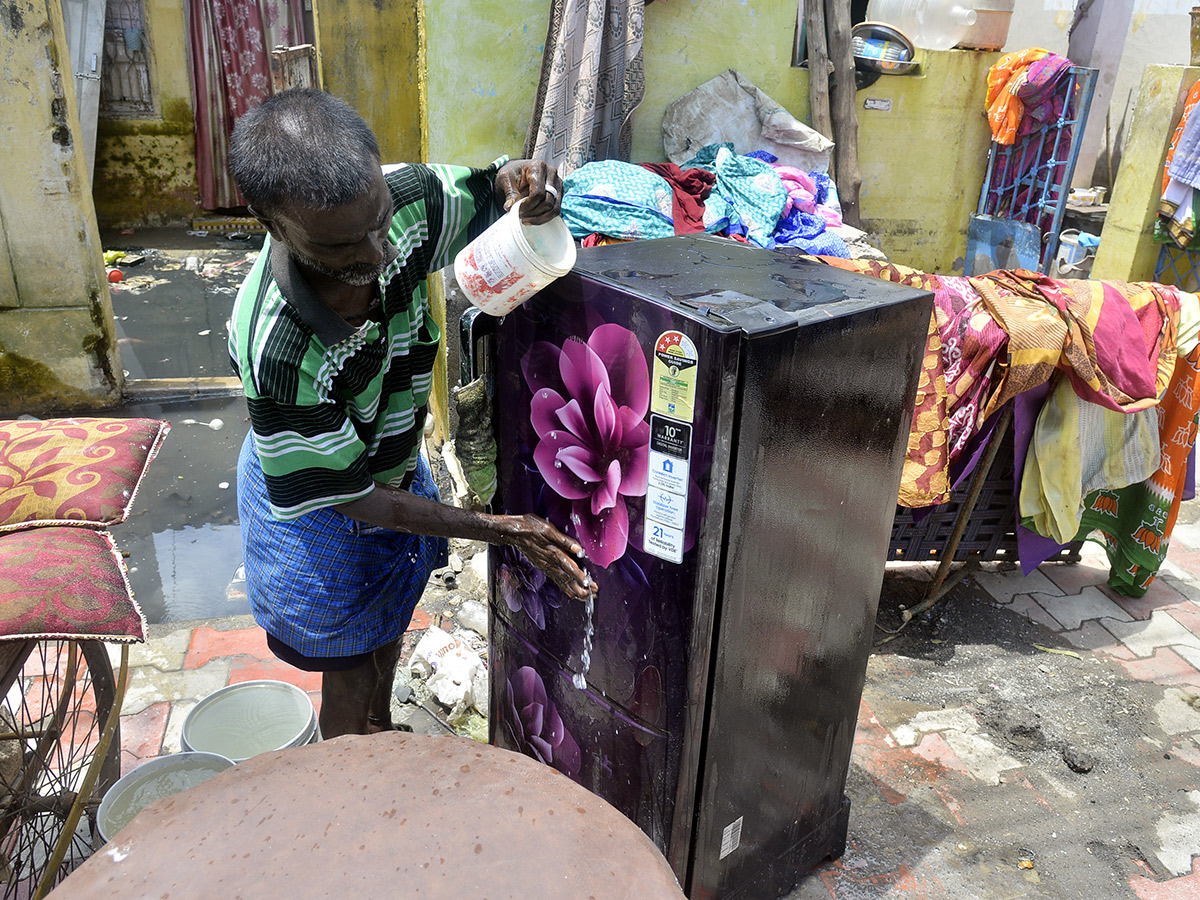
[181,680,318,763]
[97,751,234,843]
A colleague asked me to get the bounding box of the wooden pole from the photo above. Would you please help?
[825,0,863,229]
[804,0,834,161]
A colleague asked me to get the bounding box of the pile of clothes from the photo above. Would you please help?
[819,257,1200,598]
[560,142,850,257]
[1157,77,1200,250]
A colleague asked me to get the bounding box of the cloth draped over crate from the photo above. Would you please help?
[819,257,1200,597]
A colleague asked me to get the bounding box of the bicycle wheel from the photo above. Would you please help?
[0,639,121,898]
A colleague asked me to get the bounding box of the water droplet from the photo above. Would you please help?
[549,431,558,440]
[541,391,549,399]
[554,460,563,469]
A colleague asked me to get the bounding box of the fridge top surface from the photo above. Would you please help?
[572,234,931,335]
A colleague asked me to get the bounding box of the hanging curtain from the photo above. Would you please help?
[524,0,647,178]
[187,0,306,210]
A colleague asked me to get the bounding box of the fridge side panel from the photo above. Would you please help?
[689,296,932,899]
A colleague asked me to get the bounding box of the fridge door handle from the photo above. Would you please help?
[459,307,497,385]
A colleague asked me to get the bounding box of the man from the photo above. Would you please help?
[227,88,592,739]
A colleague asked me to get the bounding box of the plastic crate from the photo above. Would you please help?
[888,429,1079,563]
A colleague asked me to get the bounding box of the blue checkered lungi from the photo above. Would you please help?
[237,433,448,658]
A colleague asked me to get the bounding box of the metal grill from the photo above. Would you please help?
[977,65,1099,273]
[1155,244,1200,293]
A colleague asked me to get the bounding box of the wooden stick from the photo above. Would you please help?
[826,0,863,228]
[804,0,834,159]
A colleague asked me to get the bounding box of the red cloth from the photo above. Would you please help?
[640,163,714,234]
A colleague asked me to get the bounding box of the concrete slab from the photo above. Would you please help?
[1104,610,1200,658]
[971,567,1065,604]
[1035,585,1133,631]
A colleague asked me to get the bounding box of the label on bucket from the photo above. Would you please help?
[472,238,513,289]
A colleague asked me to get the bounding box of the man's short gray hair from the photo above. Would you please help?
[229,88,382,219]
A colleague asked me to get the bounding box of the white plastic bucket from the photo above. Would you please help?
[181,680,317,763]
[1056,230,1087,267]
[1054,229,1095,278]
[97,751,234,843]
[453,199,576,316]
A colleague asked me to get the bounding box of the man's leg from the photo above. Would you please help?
[319,659,376,738]
[367,636,404,730]
[317,636,404,738]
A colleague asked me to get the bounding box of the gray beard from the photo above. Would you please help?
[288,241,398,286]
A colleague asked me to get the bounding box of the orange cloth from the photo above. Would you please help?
[985,47,1051,145]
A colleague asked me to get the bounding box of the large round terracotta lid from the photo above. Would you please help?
[54,732,686,900]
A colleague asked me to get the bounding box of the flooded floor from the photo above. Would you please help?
[100,395,249,624]
[102,228,263,624]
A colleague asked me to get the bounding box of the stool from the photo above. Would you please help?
[52,732,687,899]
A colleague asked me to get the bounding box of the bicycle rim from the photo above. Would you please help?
[0,640,117,897]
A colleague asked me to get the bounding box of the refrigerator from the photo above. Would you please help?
[478,234,932,899]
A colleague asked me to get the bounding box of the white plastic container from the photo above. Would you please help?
[97,751,234,843]
[1053,230,1097,278]
[453,199,577,317]
[866,0,977,50]
[956,0,1015,50]
[181,680,318,763]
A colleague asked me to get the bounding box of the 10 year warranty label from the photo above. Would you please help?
[644,414,692,564]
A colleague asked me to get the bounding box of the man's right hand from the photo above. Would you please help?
[492,513,596,601]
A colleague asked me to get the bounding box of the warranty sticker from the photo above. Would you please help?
[650,331,698,423]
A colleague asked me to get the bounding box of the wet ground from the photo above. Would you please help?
[101,227,260,623]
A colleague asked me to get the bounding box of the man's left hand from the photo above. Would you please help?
[496,159,563,225]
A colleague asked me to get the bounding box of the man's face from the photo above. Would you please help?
[270,167,397,286]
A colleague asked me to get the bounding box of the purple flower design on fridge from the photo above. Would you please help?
[521,323,650,568]
[504,666,581,778]
[496,544,561,630]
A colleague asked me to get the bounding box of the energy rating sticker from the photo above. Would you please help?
[644,415,692,564]
[651,330,698,423]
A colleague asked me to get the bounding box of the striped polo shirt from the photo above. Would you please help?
[229,159,504,520]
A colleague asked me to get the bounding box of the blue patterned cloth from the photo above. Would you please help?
[561,161,676,240]
[774,209,850,257]
[683,142,787,249]
[238,433,447,658]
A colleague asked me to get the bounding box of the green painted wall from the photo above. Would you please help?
[423,0,549,163]
[636,0,809,163]
[314,0,424,165]
[0,0,123,413]
[92,1,198,228]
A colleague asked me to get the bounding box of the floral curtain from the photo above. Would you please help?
[187,0,306,210]
[524,0,647,178]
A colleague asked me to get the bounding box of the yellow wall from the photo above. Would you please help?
[92,0,198,228]
[314,0,424,165]
[851,49,1000,274]
[0,0,123,413]
[422,0,549,163]
[421,0,810,166]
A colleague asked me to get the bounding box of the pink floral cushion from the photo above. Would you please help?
[0,418,169,532]
[0,526,145,641]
